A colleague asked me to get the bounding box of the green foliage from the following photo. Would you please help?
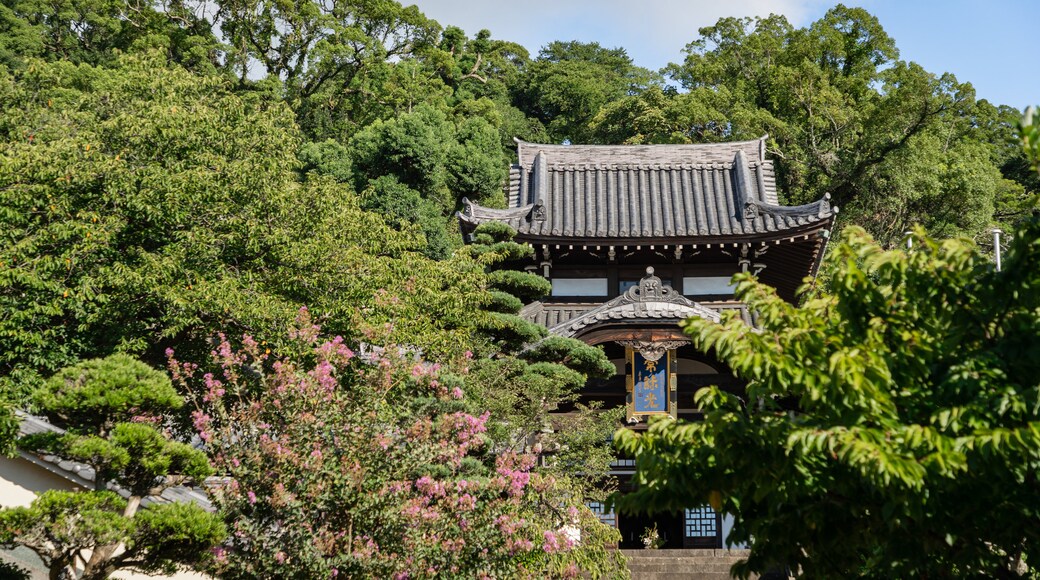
[213,0,442,137]
[488,269,552,302]
[360,175,454,259]
[107,423,212,495]
[132,502,228,576]
[487,289,524,314]
[525,336,617,380]
[0,490,131,552]
[0,0,223,72]
[482,312,548,351]
[0,397,17,457]
[461,226,622,510]
[0,52,491,378]
[473,221,520,243]
[173,324,626,578]
[587,7,1036,245]
[517,41,661,143]
[0,52,298,374]
[0,490,223,580]
[4,355,221,579]
[298,139,353,183]
[348,103,506,210]
[33,354,180,434]
[616,219,1040,578]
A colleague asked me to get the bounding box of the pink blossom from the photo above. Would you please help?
[274,551,286,564]
[316,336,355,363]
[415,475,447,498]
[191,410,212,442]
[455,493,476,511]
[247,491,257,504]
[202,373,225,402]
[542,530,560,553]
[309,359,337,396]
[451,387,464,399]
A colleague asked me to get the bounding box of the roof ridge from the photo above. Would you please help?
[512,136,767,150]
[539,162,737,170]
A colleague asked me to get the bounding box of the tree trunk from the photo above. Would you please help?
[81,495,142,577]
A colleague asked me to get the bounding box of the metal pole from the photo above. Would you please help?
[992,228,1003,272]
[905,231,913,250]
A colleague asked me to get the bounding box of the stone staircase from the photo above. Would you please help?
[622,549,755,580]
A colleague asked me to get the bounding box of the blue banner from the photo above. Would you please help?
[633,351,668,414]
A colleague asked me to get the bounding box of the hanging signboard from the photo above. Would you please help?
[626,347,675,420]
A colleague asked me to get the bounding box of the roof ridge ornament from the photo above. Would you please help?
[543,267,722,338]
[627,267,675,303]
[531,200,547,221]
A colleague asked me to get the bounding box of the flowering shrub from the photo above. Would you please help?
[172,309,625,579]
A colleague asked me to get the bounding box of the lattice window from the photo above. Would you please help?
[588,502,617,528]
[684,505,718,538]
[610,458,636,468]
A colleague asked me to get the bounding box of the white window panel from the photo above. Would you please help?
[682,276,735,296]
[551,278,608,296]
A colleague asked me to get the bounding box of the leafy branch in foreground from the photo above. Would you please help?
[616,218,1040,578]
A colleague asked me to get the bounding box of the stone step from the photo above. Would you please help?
[630,574,736,580]
[622,549,750,558]
[624,561,748,565]
[622,549,755,580]
[628,562,738,574]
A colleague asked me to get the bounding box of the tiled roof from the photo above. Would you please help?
[459,137,836,241]
[521,300,753,330]
[16,411,213,510]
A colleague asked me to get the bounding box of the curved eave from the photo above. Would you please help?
[503,217,835,246]
[460,195,837,243]
[549,302,721,339]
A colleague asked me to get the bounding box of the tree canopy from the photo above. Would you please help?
[170,314,626,579]
[0,52,490,391]
[1,354,224,580]
[615,217,1040,578]
[1,0,1039,577]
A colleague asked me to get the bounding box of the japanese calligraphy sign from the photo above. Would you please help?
[626,347,674,418]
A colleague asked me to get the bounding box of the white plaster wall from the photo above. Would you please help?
[0,456,210,579]
[0,456,79,508]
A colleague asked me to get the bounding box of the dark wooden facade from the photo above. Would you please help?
[460,137,836,549]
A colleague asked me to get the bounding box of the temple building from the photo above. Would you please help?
[459,137,837,550]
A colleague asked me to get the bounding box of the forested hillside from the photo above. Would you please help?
[0,1,1037,577]
[2,0,1035,382]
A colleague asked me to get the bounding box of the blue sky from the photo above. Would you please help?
[409,0,1038,109]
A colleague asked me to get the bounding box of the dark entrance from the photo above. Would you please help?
[618,511,684,549]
